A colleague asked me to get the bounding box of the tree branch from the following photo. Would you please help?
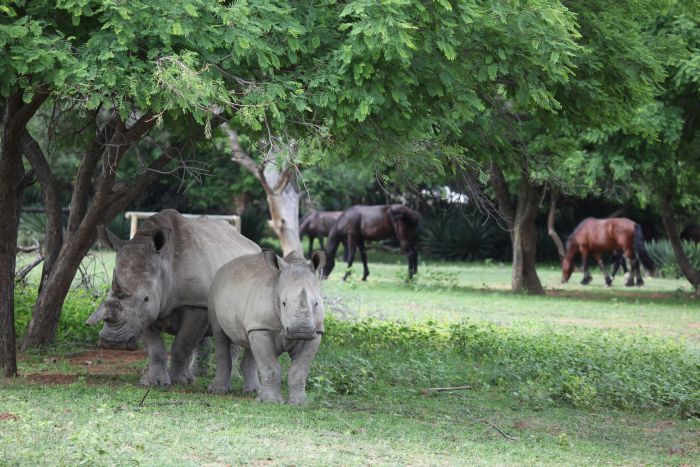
[102,150,173,222]
[488,160,515,236]
[8,87,49,136]
[67,118,115,236]
[22,130,64,290]
[271,165,294,195]
[547,188,566,260]
[223,124,272,192]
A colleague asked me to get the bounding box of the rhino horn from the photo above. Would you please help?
[112,271,131,298]
[103,301,121,324]
[85,302,107,325]
[299,288,308,308]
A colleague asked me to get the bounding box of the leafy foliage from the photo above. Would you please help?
[14,285,100,345]
[323,317,699,415]
[646,240,700,278]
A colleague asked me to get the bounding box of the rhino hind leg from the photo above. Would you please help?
[169,307,209,385]
[140,327,172,387]
[240,348,260,394]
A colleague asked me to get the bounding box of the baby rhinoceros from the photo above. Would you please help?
[208,249,326,404]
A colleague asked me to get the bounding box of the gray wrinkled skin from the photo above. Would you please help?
[208,249,326,404]
[86,209,260,387]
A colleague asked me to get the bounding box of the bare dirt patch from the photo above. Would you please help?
[546,289,687,301]
[67,349,146,376]
[25,373,78,384]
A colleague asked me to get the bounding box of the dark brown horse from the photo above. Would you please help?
[680,224,700,244]
[323,204,420,281]
[299,210,343,251]
[562,217,656,287]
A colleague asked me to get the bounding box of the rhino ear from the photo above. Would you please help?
[97,225,126,251]
[262,249,281,271]
[85,303,107,325]
[310,249,327,273]
[152,229,167,252]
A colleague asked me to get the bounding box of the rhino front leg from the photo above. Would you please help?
[140,327,171,387]
[208,313,233,394]
[249,331,283,403]
[169,307,209,385]
[240,348,260,394]
[288,335,322,405]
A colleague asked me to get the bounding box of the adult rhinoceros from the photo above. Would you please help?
[86,209,260,387]
[208,249,326,404]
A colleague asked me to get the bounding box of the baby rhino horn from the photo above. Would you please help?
[299,288,308,308]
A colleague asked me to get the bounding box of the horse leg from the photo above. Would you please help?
[319,236,325,250]
[595,253,612,287]
[580,251,592,285]
[633,255,644,286]
[342,240,349,262]
[342,236,357,282]
[610,252,621,279]
[357,238,370,281]
[623,250,635,287]
[616,251,630,281]
[308,236,314,256]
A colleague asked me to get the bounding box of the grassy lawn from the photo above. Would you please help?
[3,249,699,465]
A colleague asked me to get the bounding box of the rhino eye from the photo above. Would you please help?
[144,296,149,302]
[282,301,286,307]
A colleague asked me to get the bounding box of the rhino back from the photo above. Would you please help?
[147,210,261,310]
[209,253,280,347]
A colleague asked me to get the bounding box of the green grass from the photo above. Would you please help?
[4,249,699,465]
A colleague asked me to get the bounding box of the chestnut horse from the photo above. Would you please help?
[562,217,656,287]
[299,210,343,251]
[323,204,420,281]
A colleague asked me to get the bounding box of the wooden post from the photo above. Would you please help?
[129,214,138,239]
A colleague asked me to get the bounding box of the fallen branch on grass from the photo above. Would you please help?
[469,418,518,442]
[137,400,212,408]
[421,385,472,394]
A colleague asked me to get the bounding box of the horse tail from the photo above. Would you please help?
[634,224,656,275]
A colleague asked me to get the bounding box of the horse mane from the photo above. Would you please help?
[299,211,314,235]
[389,205,420,226]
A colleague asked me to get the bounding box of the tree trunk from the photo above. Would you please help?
[263,164,302,257]
[511,178,544,294]
[224,126,302,257]
[547,189,566,260]
[0,99,22,377]
[489,161,544,294]
[659,199,700,297]
[0,89,47,376]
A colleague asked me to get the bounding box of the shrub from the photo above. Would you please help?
[419,206,510,261]
[323,316,700,414]
[645,239,700,278]
[15,285,101,346]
